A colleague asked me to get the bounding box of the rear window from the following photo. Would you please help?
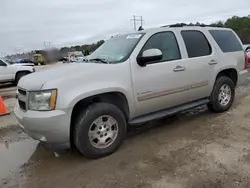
[209,30,243,53]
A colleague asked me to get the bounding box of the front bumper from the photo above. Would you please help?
[237,69,249,86]
[14,104,71,149]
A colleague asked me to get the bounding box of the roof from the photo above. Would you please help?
[129,25,232,36]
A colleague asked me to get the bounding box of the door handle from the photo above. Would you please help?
[208,60,218,65]
[173,65,186,72]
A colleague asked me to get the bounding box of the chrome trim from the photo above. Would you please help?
[17,87,28,111]
[137,81,209,101]
[17,94,26,102]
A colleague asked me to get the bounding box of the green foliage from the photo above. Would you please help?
[175,15,250,44]
[223,15,250,44]
[60,40,105,56]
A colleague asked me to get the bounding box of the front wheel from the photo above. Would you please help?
[207,76,235,113]
[74,103,127,159]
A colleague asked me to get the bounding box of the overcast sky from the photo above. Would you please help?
[0,0,250,55]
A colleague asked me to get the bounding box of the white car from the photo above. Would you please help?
[0,58,35,85]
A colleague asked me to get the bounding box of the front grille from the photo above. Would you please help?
[18,100,26,111]
[17,88,27,111]
[18,89,27,96]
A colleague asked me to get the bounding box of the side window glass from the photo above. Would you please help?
[181,30,212,58]
[142,32,181,63]
[209,30,243,53]
[0,60,6,66]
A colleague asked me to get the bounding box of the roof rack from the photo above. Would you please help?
[161,23,211,28]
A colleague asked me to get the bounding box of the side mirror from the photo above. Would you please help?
[137,49,163,66]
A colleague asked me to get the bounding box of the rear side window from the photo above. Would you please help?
[209,30,243,52]
[181,31,212,58]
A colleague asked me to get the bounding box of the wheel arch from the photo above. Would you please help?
[15,70,32,80]
[69,91,130,146]
[215,68,238,87]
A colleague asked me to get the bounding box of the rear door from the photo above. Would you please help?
[175,29,218,100]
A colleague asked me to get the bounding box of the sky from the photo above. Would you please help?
[0,0,250,55]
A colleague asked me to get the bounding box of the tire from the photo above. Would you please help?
[14,72,29,85]
[74,103,127,159]
[207,76,235,113]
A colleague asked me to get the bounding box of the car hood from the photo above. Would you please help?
[18,63,115,90]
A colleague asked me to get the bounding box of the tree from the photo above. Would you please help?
[224,16,250,44]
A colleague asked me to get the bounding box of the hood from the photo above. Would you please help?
[18,63,114,90]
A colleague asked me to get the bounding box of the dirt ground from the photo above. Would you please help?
[1,78,250,188]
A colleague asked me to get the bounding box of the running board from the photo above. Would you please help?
[129,99,209,125]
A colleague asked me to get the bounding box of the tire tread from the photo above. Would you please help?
[208,76,235,113]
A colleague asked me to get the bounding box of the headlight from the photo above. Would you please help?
[28,89,57,111]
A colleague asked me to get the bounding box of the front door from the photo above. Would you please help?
[130,31,195,116]
[0,60,13,82]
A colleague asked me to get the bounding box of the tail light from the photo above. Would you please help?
[244,51,248,69]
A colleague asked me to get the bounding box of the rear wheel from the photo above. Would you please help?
[207,76,235,112]
[74,103,126,159]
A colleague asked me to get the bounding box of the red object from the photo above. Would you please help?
[244,51,248,69]
[0,96,7,115]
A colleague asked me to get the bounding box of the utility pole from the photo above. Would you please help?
[44,41,51,49]
[133,15,136,31]
[130,15,144,31]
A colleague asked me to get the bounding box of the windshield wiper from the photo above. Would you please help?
[89,58,109,64]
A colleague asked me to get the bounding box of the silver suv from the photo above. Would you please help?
[15,25,248,158]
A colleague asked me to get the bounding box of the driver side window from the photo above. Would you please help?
[142,32,181,63]
[0,60,6,66]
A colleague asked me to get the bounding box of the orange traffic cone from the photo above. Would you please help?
[0,96,9,116]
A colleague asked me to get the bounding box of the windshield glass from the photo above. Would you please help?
[88,33,144,63]
[2,59,11,65]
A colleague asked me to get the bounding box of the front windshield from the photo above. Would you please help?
[88,33,144,63]
[2,59,11,65]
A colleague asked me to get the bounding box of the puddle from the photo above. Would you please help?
[0,139,38,179]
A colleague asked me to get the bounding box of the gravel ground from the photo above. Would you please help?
[1,74,250,188]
